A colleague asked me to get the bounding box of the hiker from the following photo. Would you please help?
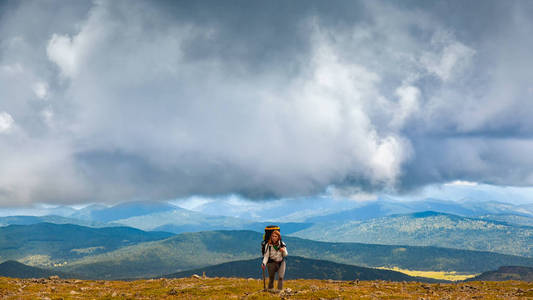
[261,230,287,290]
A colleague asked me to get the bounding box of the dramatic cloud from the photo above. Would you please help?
[1,0,532,206]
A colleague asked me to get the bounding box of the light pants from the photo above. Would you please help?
[267,260,286,290]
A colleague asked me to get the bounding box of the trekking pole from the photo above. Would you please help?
[262,266,266,291]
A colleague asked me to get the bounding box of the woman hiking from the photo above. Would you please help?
[261,230,287,291]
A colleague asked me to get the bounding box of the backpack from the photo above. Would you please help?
[261,225,286,256]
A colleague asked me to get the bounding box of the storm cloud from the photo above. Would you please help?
[1,0,533,206]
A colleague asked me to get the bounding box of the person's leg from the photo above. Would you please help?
[277,260,286,290]
[267,262,278,289]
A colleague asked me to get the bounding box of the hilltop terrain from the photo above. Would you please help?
[1,276,532,299]
[0,261,73,279]
[468,266,533,282]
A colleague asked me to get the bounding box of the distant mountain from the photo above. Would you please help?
[478,214,533,227]
[0,260,74,279]
[177,196,361,222]
[43,206,79,217]
[467,266,533,282]
[0,223,173,266]
[0,215,116,228]
[163,256,443,282]
[292,211,533,257]
[305,201,408,223]
[305,199,533,223]
[67,204,109,220]
[114,206,314,235]
[113,208,251,233]
[240,222,314,235]
[70,201,177,223]
[54,230,533,279]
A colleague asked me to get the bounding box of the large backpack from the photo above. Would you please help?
[261,225,285,256]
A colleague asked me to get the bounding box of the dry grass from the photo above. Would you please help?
[1,276,532,299]
[377,266,479,281]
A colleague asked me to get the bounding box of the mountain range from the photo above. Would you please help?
[304,198,533,223]
[291,211,533,257]
[2,198,533,281]
[0,223,173,267]
[46,229,533,279]
[0,223,532,280]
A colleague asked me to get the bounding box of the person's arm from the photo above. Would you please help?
[262,245,270,266]
[281,245,288,257]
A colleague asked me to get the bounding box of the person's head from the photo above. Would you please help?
[269,230,281,245]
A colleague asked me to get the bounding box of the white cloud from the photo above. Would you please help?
[390,85,421,129]
[370,135,411,184]
[41,108,54,127]
[0,112,14,133]
[47,34,78,78]
[1,1,533,206]
[445,180,479,186]
[421,32,475,81]
[33,81,49,99]
[1,63,23,74]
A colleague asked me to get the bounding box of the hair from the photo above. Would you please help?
[268,230,281,245]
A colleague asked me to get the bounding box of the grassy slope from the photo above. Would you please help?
[467,266,533,282]
[0,261,76,279]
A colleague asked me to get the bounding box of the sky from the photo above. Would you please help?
[1,0,533,208]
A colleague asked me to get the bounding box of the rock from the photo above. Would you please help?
[69,290,79,295]
[279,287,293,297]
[191,274,202,279]
[48,275,60,280]
[111,291,117,297]
[247,278,255,281]
[168,288,179,295]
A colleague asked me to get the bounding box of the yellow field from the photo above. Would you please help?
[377,266,479,281]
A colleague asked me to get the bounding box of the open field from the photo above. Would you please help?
[1,276,532,299]
[376,267,479,282]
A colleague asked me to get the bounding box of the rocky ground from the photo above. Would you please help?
[1,275,532,299]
